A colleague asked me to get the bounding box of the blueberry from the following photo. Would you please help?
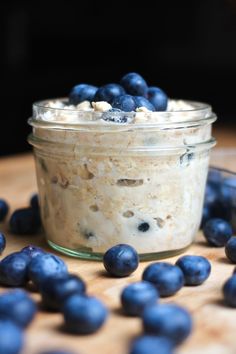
[134,96,155,111]
[21,245,46,259]
[28,253,68,288]
[147,87,168,111]
[62,294,108,334]
[120,73,148,96]
[225,237,236,263]
[0,319,24,354]
[102,108,131,124]
[204,184,219,208]
[176,255,211,285]
[112,95,137,112]
[203,183,223,220]
[69,84,97,105]
[223,275,236,307]
[0,233,6,254]
[207,168,222,187]
[103,244,139,277]
[30,193,39,209]
[138,222,150,232]
[0,252,30,286]
[142,304,192,345]
[121,281,159,316]
[94,83,125,103]
[0,199,9,222]
[40,274,86,311]
[142,262,184,297]
[9,207,41,235]
[219,177,236,220]
[0,289,37,328]
[203,218,233,246]
[130,335,173,354]
[200,205,212,229]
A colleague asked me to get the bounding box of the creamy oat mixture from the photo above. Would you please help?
[30,98,215,256]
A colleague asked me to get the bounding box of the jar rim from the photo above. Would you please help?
[30,98,216,132]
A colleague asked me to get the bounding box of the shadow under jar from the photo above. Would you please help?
[28,100,216,260]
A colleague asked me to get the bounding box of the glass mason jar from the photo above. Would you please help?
[28,100,216,260]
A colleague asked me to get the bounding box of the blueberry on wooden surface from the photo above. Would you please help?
[0,199,9,222]
[0,289,37,328]
[28,253,68,288]
[0,252,30,287]
[0,319,24,354]
[130,335,173,354]
[9,207,41,235]
[103,244,139,277]
[142,304,192,345]
[176,255,211,285]
[225,237,236,263]
[62,294,108,334]
[121,281,159,316]
[142,262,184,297]
[40,274,86,311]
[203,218,233,246]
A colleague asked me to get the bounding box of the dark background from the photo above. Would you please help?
[1,0,236,156]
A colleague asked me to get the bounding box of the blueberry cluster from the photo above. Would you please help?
[201,167,236,238]
[102,243,212,353]
[68,72,168,116]
[0,242,108,353]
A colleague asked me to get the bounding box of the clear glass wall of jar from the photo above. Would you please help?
[28,100,216,260]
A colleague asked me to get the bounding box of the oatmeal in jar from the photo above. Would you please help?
[28,73,216,260]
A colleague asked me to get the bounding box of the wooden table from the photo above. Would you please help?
[0,126,236,354]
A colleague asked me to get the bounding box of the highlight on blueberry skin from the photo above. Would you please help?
[21,245,46,259]
[62,294,108,334]
[121,281,159,316]
[28,253,68,288]
[147,87,168,111]
[103,244,139,277]
[39,273,86,311]
[203,218,233,247]
[94,83,125,103]
[129,335,174,354]
[0,251,31,286]
[0,233,6,255]
[142,262,184,297]
[0,199,9,222]
[120,73,148,96]
[0,319,24,354]
[0,289,37,328]
[176,255,211,286]
[225,237,236,263]
[142,303,193,346]
[69,84,98,105]
[223,275,236,307]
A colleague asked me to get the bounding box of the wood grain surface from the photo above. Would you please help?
[0,126,236,354]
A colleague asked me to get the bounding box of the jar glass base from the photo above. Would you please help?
[47,239,192,261]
